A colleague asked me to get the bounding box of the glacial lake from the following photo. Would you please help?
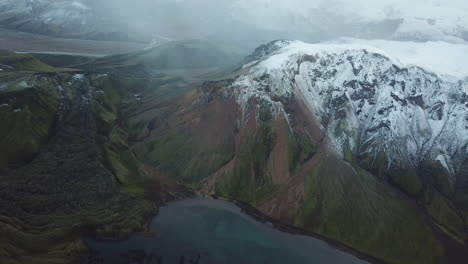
[87,198,369,264]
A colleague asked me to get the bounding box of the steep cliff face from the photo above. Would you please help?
[133,40,468,263]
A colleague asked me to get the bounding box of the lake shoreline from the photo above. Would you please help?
[84,187,386,264]
[208,195,388,264]
[85,195,375,264]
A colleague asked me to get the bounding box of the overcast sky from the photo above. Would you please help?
[92,0,468,44]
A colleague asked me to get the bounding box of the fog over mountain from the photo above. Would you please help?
[2,0,468,47]
[99,0,468,48]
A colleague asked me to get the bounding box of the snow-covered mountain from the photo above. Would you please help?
[228,41,468,259]
[233,40,468,178]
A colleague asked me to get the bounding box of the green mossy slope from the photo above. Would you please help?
[0,66,155,264]
[0,51,70,72]
[295,157,444,264]
[0,74,59,167]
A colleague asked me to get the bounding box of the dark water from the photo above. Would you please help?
[87,198,368,264]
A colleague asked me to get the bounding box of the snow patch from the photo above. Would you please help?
[73,74,85,81]
[70,1,89,10]
[145,35,174,49]
[242,60,259,69]
[17,81,30,88]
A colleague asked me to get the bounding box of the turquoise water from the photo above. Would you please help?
[87,198,368,264]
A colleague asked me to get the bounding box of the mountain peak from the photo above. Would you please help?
[231,40,468,175]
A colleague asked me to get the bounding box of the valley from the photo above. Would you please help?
[0,27,146,57]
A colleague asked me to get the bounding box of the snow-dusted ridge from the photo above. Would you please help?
[230,40,468,177]
[243,40,468,78]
